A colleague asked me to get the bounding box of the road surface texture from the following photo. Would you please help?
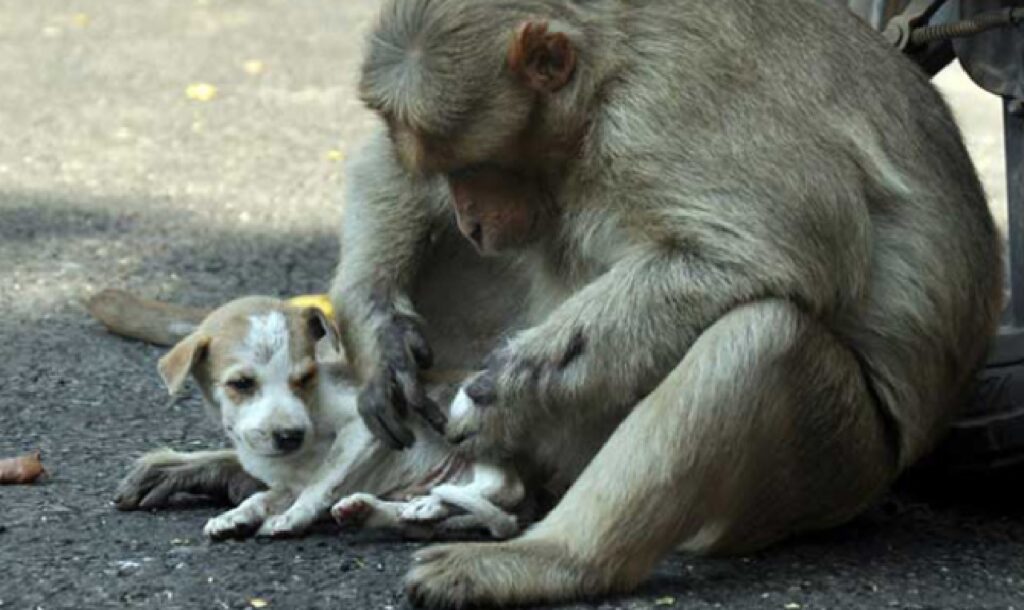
[0,1,1020,609]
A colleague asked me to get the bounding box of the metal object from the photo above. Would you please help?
[882,0,949,48]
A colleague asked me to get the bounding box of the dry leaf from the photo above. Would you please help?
[325,149,345,162]
[249,598,269,608]
[185,83,217,102]
[72,13,91,28]
[243,60,264,75]
[0,451,46,484]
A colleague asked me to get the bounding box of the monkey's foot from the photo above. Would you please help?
[405,540,599,608]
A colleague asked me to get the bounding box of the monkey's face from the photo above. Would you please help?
[360,2,579,254]
[447,163,546,256]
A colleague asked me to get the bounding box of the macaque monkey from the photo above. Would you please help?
[337,0,1003,607]
[116,0,1003,607]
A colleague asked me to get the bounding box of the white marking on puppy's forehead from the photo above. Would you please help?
[233,311,293,385]
[243,311,289,364]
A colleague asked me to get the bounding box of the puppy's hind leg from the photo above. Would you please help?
[406,300,898,608]
[424,464,523,539]
[114,449,263,510]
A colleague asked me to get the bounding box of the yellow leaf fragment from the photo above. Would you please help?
[784,604,802,610]
[326,149,345,162]
[249,598,269,609]
[185,83,217,102]
[72,13,90,28]
[654,597,676,606]
[243,60,264,75]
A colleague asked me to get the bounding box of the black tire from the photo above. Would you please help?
[934,327,1024,471]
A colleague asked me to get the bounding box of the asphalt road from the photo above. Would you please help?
[1,2,1022,609]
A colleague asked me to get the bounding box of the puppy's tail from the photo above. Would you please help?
[86,289,210,346]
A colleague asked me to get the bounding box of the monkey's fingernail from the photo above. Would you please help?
[466,382,496,406]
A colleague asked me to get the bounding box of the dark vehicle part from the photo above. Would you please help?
[845,0,1024,470]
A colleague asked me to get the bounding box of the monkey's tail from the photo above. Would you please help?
[86,289,210,347]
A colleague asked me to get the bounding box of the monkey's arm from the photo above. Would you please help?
[453,252,772,453]
[330,128,451,448]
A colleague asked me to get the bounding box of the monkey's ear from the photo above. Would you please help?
[508,21,577,93]
[157,332,210,396]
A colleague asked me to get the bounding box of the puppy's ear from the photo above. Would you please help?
[303,307,342,355]
[158,332,210,396]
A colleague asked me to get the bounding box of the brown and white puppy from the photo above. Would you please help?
[153,296,523,540]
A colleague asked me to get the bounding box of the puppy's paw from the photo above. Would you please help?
[401,495,448,523]
[331,493,376,525]
[257,505,316,538]
[203,510,260,540]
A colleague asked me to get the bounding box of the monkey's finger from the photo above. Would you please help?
[377,408,416,450]
[360,408,406,450]
[404,326,434,370]
[365,368,409,418]
[395,370,446,434]
[417,396,448,434]
[358,382,412,450]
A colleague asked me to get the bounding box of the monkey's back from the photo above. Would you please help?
[591,0,1003,466]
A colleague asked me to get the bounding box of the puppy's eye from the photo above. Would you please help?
[291,368,317,389]
[226,376,256,393]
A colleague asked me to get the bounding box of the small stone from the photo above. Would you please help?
[116,560,141,577]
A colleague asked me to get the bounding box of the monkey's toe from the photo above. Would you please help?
[405,539,598,608]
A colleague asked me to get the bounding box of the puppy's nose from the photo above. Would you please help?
[272,428,305,453]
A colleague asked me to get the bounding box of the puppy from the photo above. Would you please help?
[146,295,523,540]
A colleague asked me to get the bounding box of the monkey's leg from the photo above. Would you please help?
[406,299,898,608]
[114,449,263,510]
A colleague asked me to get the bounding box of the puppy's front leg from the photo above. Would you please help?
[203,489,293,540]
[259,430,386,537]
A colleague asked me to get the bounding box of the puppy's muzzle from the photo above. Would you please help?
[272,428,306,453]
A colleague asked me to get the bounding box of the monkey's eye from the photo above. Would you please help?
[225,376,257,393]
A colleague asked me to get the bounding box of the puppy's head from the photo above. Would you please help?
[157,296,342,458]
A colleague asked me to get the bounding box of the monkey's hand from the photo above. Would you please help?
[358,312,447,450]
[445,335,582,459]
[449,254,767,457]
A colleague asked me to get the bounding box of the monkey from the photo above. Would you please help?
[114,0,1003,607]
[335,0,1004,606]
